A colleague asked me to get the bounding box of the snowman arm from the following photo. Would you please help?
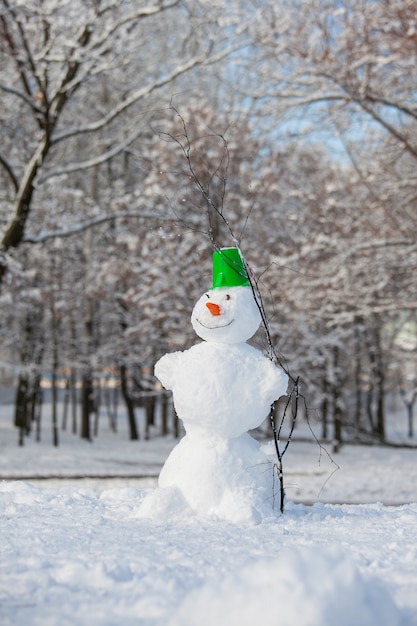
[154,351,182,390]
[264,360,289,401]
[276,366,289,399]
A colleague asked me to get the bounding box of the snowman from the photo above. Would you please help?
[153,248,288,523]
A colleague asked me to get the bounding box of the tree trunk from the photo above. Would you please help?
[51,367,59,447]
[321,376,328,441]
[62,379,70,430]
[51,299,59,447]
[365,383,374,433]
[105,384,118,432]
[375,367,385,443]
[81,370,93,441]
[14,374,30,446]
[368,321,386,442]
[353,322,363,438]
[407,403,414,438]
[160,391,168,436]
[80,228,94,440]
[34,385,42,443]
[71,368,78,434]
[93,380,100,437]
[119,364,139,440]
[331,347,343,453]
[144,394,155,440]
[399,387,416,439]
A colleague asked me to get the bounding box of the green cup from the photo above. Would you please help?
[211,247,250,289]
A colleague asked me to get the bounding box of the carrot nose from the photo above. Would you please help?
[206,302,221,316]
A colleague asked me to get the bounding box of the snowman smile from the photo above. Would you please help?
[196,318,235,330]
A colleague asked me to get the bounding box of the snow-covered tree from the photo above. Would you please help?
[2,0,417,447]
[0,0,244,283]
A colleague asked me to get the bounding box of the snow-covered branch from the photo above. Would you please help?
[0,81,43,113]
[51,43,247,144]
[22,211,172,244]
[353,238,416,252]
[89,1,180,48]
[37,126,145,183]
[0,153,18,192]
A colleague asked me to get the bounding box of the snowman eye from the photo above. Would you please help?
[225,294,231,300]
[205,293,210,298]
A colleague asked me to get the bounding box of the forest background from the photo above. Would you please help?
[1,0,416,450]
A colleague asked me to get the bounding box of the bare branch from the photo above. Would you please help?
[48,24,93,127]
[52,43,247,144]
[353,238,416,252]
[365,93,417,122]
[22,211,172,244]
[357,99,417,160]
[0,81,43,114]
[90,1,180,48]
[0,153,19,192]
[0,2,32,98]
[37,125,145,183]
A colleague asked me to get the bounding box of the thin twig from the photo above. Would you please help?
[167,103,302,513]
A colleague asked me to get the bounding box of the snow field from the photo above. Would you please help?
[1,481,416,626]
[1,402,417,624]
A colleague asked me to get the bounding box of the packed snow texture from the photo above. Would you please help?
[1,482,415,626]
[170,545,401,626]
[149,432,277,523]
[1,402,417,625]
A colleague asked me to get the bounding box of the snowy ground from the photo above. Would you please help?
[1,401,417,625]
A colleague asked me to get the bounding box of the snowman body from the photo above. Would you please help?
[156,340,284,439]
[154,284,288,523]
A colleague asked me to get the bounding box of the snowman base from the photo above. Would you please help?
[140,432,279,524]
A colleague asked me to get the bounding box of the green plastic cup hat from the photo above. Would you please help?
[211,247,250,289]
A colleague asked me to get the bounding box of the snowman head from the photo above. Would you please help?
[191,248,261,344]
[191,285,261,344]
